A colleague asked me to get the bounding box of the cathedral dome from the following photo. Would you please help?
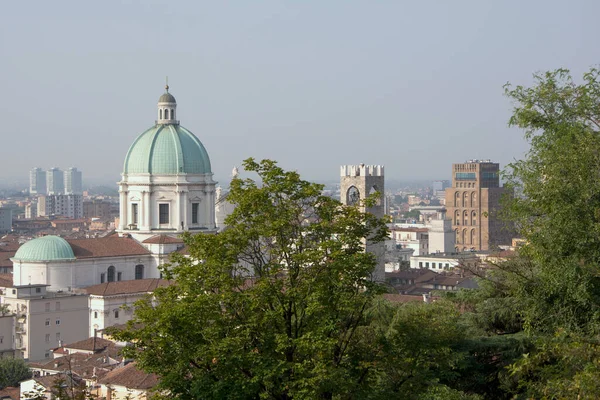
[123,86,212,175]
[13,236,75,262]
[123,124,211,175]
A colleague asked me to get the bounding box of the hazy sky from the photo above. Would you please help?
[0,1,597,186]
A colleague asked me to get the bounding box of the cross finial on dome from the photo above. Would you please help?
[165,76,169,92]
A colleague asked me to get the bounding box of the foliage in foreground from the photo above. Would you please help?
[0,357,31,389]
[115,159,391,399]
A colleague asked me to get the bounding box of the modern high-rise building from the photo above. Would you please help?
[29,167,47,195]
[46,168,64,195]
[340,164,385,282]
[444,160,511,251]
[64,167,83,195]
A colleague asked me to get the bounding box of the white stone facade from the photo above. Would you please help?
[118,175,216,242]
[427,217,456,254]
[11,254,158,292]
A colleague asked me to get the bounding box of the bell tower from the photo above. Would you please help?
[340,164,385,282]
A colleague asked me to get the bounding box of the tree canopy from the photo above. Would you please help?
[0,357,31,389]
[115,159,392,399]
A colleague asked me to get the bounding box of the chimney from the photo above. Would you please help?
[422,293,431,304]
[92,333,97,353]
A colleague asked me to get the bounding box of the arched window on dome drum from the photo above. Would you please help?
[159,109,163,119]
[171,108,174,119]
[165,109,169,119]
[135,264,144,280]
[107,266,115,282]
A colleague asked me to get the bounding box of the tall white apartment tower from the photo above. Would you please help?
[29,168,46,195]
[340,164,385,282]
[46,168,64,195]
[64,167,83,195]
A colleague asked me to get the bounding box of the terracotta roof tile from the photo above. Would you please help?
[382,294,425,303]
[98,362,158,390]
[62,337,115,353]
[174,245,190,255]
[0,251,16,267]
[66,237,150,259]
[0,386,19,400]
[84,279,171,296]
[142,234,184,244]
[29,352,116,380]
[0,273,13,288]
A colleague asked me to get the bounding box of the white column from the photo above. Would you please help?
[204,188,211,228]
[176,188,182,231]
[208,188,216,229]
[182,190,188,230]
[142,190,151,231]
[119,187,128,231]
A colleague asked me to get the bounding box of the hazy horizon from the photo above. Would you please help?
[1,1,597,186]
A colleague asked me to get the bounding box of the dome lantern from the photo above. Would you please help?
[157,82,178,125]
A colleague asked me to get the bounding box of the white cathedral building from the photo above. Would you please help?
[11,86,218,291]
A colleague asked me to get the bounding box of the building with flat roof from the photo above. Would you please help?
[2,284,89,360]
[30,167,46,195]
[64,167,83,195]
[445,160,512,251]
[46,168,64,195]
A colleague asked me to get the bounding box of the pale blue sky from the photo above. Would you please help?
[0,1,597,185]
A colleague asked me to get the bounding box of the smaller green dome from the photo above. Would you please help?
[158,92,176,103]
[13,236,75,262]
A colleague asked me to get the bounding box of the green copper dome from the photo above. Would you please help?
[13,236,75,262]
[123,124,212,175]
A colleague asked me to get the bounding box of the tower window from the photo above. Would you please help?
[132,204,138,225]
[165,109,169,119]
[192,203,199,224]
[159,204,169,224]
[100,273,105,284]
[117,272,122,281]
[107,266,115,282]
[159,109,163,119]
[171,108,174,119]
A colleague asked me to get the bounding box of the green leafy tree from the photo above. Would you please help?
[372,301,466,396]
[450,68,600,398]
[502,68,600,334]
[113,159,389,400]
[0,357,31,389]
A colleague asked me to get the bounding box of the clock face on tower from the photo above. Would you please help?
[347,186,360,205]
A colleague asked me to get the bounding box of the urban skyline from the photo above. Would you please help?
[2,1,597,185]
